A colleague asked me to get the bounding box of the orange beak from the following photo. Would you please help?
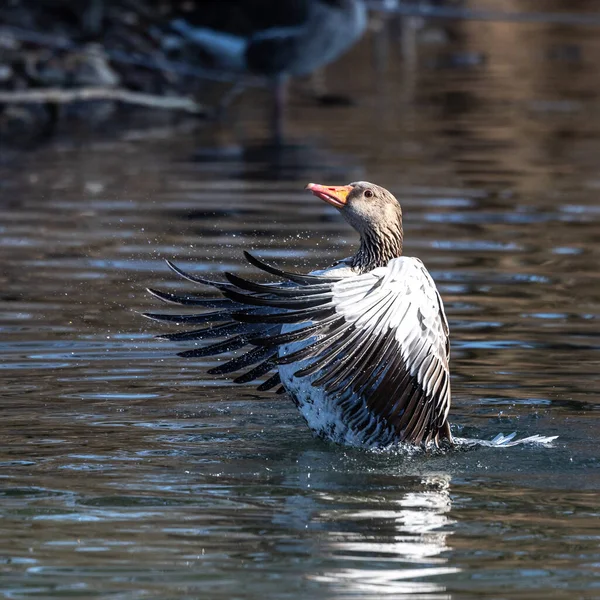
[305,183,353,209]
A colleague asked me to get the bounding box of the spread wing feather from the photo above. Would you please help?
[145,253,451,446]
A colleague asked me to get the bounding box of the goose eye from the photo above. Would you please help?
[364,189,374,199]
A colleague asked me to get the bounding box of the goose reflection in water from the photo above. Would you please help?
[274,456,458,598]
[310,479,457,597]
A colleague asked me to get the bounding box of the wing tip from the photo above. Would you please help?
[146,288,171,303]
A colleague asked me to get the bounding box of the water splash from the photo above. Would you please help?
[370,432,558,456]
[455,432,559,448]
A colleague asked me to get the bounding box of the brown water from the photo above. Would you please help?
[1,8,600,600]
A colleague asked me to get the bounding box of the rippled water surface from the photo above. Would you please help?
[1,9,600,600]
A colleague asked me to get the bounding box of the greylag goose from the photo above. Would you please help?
[169,0,368,142]
[146,182,452,448]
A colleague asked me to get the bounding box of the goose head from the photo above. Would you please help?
[306,181,404,272]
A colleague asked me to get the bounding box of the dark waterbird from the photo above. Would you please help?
[169,0,368,143]
[146,181,454,448]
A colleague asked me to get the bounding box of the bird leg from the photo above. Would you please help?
[214,80,246,120]
[309,68,327,97]
[270,77,287,145]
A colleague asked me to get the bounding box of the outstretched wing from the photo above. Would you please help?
[145,253,451,446]
[144,253,345,394]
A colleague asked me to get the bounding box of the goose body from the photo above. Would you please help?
[278,257,450,447]
[146,182,453,448]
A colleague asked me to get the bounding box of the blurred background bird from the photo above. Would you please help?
[165,0,368,144]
